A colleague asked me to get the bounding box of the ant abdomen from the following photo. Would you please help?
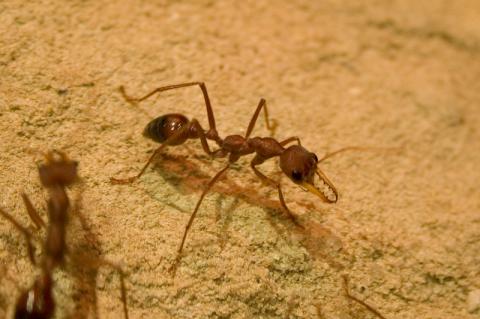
[143,113,189,145]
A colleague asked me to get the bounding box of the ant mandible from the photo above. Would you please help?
[111,82,360,271]
[0,151,129,319]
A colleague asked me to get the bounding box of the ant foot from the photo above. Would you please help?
[110,176,137,185]
[118,86,138,105]
[168,258,180,278]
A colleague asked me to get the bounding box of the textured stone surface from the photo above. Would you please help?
[1,1,479,318]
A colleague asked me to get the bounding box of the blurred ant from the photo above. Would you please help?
[0,150,129,319]
[111,82,371,272]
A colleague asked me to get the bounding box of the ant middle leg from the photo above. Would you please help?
[245,98,278,138]
[110,143,168,184]
[250,158,303,228]
[119,82,218,133]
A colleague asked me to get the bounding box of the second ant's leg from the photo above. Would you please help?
[73,254,129,319]
[119,82,217,133]
[250,158,303,228]
[342,275,386,319]
[170,164,230,275]
[21,193,46,229]
[245,98,278,138]
[0,208,37,265]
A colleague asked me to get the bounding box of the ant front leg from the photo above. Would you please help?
[250,156,303,228]
[245,98,278,138]
[21,193,46,230]
[119,82,218,135]
[0,208,37,265]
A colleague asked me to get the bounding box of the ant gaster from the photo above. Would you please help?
[0,151,129,319]
[111,82,360,271]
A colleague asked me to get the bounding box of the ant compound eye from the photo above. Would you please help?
[291,170,302,181]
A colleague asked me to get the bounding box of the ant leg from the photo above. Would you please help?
[250,158,303,228]
[170,164,230,275]
[110,143,168,184]
[119,82,217,133]
[279,136,302,147]
[111,119,218,184]
[318,146,399,164]
[190,119,219,156]
[21,193,46,230]
[0,208,37,265]
[73,254,129,319]
[245,98,278,139]
[342,275,386,319]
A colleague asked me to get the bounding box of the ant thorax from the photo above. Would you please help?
[221,135,254,156]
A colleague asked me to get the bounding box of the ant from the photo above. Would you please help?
[111,82,367,271]
[0,150,129,319]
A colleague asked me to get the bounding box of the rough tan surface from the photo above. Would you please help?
[1,1,480,318]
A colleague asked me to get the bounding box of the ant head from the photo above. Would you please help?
[38,151,78,187]
[279,145,338,203]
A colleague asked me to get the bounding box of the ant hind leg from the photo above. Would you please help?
[119,82,218,133]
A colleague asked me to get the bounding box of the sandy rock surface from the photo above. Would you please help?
[1,1,479,318]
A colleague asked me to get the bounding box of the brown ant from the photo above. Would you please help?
[111,82,367,272]
[0,150,129,319]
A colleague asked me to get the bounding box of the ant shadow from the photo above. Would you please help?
[66,178,128,319]
[146,150,348,270]
[65,179,102,319]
